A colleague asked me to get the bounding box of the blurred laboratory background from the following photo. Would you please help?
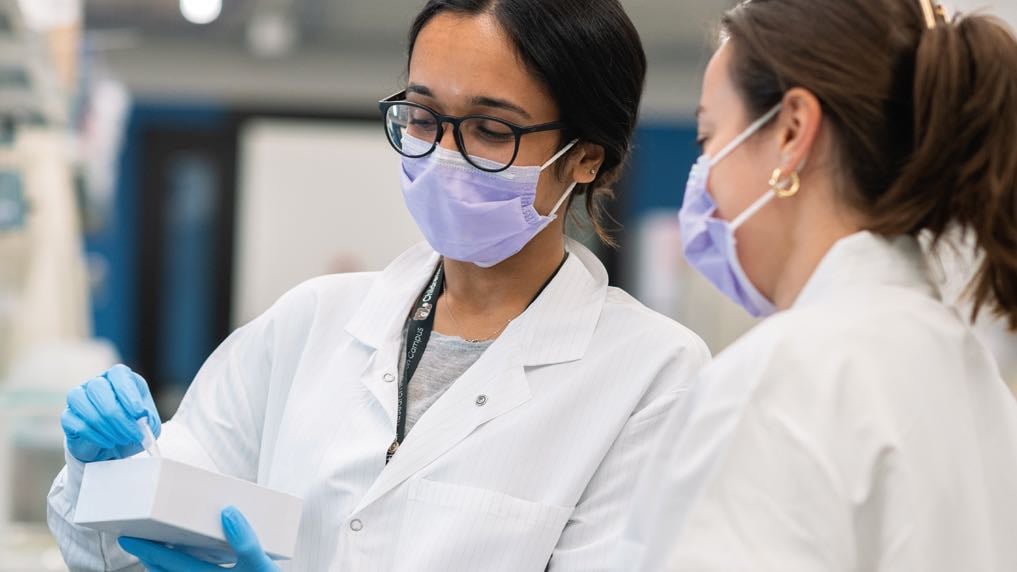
[0,0,1014,570]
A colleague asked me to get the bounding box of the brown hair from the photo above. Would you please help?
[721,0,1017,330]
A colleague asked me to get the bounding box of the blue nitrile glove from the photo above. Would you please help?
[119,506,280,572]
[61,364,162,462]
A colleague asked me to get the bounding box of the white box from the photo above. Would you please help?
[73,457,303,561]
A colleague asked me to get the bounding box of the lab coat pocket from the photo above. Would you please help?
[394,478,573,572]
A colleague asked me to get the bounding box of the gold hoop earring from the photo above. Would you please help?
[769,168,801,198]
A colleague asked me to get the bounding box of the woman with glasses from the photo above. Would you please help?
[47,1,710,570]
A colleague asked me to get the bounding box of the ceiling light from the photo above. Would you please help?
[180,0,221,25]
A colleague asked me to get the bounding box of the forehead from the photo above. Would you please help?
[700,41,746,121]
[408,12,554,112]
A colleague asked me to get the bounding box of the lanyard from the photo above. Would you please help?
[386,253,570,464]
[387,262,444,463]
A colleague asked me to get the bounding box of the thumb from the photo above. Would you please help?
[222,506,275,570]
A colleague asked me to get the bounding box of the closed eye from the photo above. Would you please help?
[477,126,514,142]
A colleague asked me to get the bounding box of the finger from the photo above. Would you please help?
[61,408,114,450]
[83,378,141,445]
[118,538,219,572]
[66,385,122,446]
[84,378,143,444]
[110,365,163,437]
[222,506,269,565]
[104,365,149,420]
[62,408,113,461]
[114,442,146,460]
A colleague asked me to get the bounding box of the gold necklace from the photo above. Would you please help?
[442,282,512,343]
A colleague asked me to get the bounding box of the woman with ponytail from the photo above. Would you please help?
[620,1,1017,569]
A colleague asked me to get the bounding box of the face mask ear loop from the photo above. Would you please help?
[730,190,776,231]
[540,139,580,171]
[541,138,581,218]
[732,156,807,229]
[549,181,579,218]
[709,104,782,166]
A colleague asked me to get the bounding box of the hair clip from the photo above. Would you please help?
[918,0,949,29]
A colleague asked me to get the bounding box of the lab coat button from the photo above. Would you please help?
[475,395,488,407]
[383,373,395,383]
[350,519,364,532]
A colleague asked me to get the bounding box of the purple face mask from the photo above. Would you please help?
[678,104,782,317]
[400,134,578,268]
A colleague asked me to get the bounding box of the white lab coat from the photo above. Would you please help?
[618,231,1017,571]
[48,239,710,571]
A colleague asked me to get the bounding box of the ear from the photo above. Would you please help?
[775,87,822,175]
[565,142,606,185]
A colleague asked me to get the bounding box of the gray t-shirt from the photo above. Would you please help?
[403,331,492,436]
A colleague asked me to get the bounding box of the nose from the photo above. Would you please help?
[436,119,459,152]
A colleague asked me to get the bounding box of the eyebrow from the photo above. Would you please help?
[406,84,434,98]
[406,84,532,120]
[470,96,531,120]
[695,105,706,119]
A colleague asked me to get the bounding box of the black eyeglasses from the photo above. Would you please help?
[378,90,569,173]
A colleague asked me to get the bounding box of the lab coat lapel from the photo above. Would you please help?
[345,243,441,426]
[352,338,531,513]
[516,238,606,367]
[352,238,609,512]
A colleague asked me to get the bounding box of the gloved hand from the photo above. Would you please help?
[119,506,280,572]
[61,364,162,462]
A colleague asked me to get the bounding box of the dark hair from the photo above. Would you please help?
[721,0,1017,330]
[408,0,647,247]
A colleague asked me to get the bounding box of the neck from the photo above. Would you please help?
[442,228,567,314]
[771,199,863,310]
[432,224,568,341]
